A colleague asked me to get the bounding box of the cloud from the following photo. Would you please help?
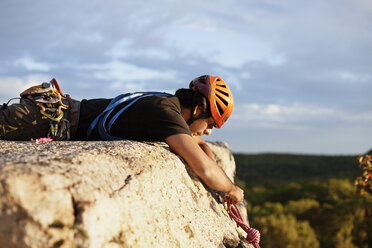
[91,60,175,82]
[105,39,172,61]
[0,0,371,154]
[164,24,287,68]
[336,71,372,83]
[234,102,332,123]
[108,81,149,92]
[0,75,51,103]
[14,56,51,72]
[231,102,372,129]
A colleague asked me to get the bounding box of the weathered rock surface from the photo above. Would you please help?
[0,140,252,248]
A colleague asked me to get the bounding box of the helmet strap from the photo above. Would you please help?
[187,115,196,126]
[187,114,207,125]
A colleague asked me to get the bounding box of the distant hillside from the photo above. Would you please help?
[233,153,360,185]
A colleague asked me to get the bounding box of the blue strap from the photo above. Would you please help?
[87,92,172,140]
[87,92,142,139]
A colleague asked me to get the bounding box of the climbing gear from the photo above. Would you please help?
[1,98,21,110]
[226,197,261,248]
[40,110,64,122]
[189,75,233,128]
[20,78,70,140]
[87,92,172,140]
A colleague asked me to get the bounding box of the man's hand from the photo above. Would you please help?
[227,185,244,203]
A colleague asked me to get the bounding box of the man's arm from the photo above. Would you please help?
[165,133,244,203]
[192,135,214,160]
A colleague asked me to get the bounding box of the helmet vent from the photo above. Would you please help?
[216,83,226,88]
[216,93,228,107]
[216,88,229,97]
[216,102,224,116]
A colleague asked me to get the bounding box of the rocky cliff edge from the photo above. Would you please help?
[0,140,253,248]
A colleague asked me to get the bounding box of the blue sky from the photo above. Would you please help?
[0,0,371,154]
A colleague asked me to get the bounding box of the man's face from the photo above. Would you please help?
[188,117,216,136]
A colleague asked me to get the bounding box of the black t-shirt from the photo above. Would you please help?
[73,95,191,141]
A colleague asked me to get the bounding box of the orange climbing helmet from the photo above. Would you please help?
[189,75,234,128]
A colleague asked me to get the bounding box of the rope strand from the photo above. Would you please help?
[226,198,261,248]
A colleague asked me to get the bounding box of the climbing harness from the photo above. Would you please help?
[87,91,172,140]
[226,197,261,248]
[20,78,71,140]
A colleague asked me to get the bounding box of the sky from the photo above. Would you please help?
[0,0,371,155]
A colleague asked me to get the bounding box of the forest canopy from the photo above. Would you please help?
[234,153,371,248]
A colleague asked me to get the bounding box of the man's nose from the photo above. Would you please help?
[204,128,212,135]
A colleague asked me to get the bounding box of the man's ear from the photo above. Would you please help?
[193,105,202,117]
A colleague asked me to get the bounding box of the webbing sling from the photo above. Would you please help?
[87,92,172,140]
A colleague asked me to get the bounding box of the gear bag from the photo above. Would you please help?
[19,78,76,140]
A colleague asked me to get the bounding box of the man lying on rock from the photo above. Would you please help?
[0,75,244,203]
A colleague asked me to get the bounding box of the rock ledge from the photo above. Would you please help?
[0,140,252,248]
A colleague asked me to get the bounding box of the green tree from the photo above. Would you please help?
[333,217,357,248]
[253,214,319,248]
[284,198,320,216]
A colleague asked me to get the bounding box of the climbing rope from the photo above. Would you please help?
[226,198,261,248]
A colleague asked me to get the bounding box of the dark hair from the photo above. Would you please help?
[175,88,211,117]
